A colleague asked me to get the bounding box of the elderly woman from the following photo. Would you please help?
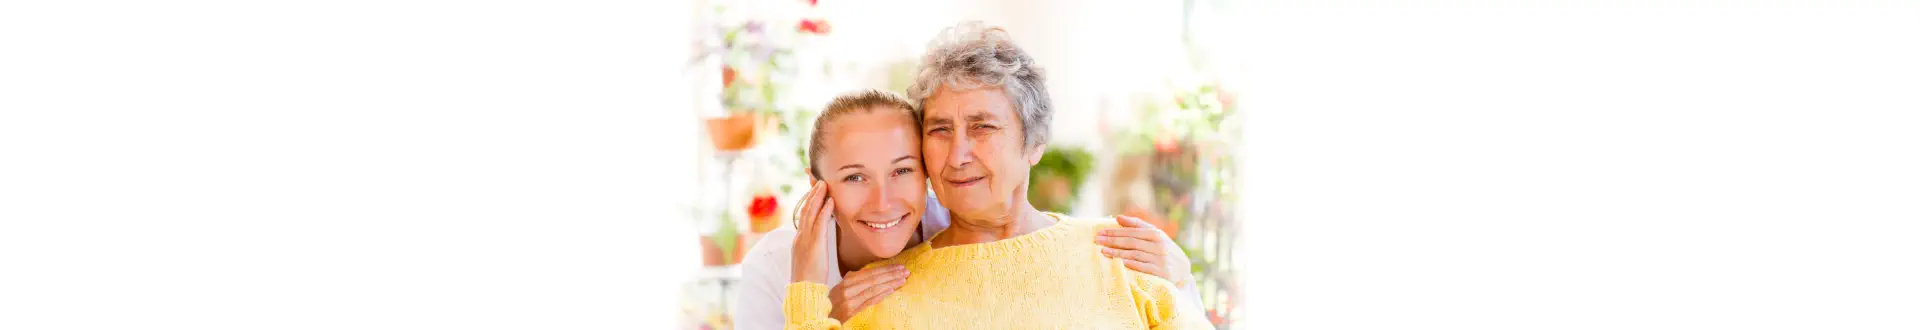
[736,90,1196,329]
[783,23,1213,329]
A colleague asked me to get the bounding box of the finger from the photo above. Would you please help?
[840,265,906,292]
[848,267,908,298]
[1105,218,1172,240]
[1103,248,1162,265]
[1119,258,1168,278]
[846,286,892,314]
[853,271,907,301]
[811,197,835,237]
[1096,236,1164,256]
[1114,215,1153,229]
[796,181,826,230]
[1099,228,1165,242]
[847,272,908,310]
[792,194,812,231]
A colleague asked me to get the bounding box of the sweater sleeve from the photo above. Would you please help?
[1131,273,1216,330]
[782,282,842,330]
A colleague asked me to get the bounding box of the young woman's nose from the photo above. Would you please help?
[865,181,892,211]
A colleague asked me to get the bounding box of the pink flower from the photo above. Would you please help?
[1154,135,1180,153]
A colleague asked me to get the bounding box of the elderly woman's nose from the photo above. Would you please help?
[945,136,976,169]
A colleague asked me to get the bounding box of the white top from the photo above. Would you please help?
[732,196,1203,330]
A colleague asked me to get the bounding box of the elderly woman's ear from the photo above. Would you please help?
[1024,143,1047,166]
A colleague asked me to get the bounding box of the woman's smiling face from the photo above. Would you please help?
[817,110,927,260]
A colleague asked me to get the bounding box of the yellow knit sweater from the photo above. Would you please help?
[783,213,1213,329]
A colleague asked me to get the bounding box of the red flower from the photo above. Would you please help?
[797,19,832,35]
[805,0,818,6]
[747,194,778,218]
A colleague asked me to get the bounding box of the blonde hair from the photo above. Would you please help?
[807,89,920,179]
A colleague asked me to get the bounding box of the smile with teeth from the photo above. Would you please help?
[861,214,906,230]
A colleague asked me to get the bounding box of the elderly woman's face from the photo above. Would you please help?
[818,110,927,259]
[920,85,1042,226]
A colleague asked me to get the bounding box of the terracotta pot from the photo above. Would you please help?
[699,236,727,266]
[698,233,759,266]
[704,112,774,151]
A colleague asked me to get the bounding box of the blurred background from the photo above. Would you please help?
[12,1,1920,329]
[14,0,1920,328]
[673,0,1247,328]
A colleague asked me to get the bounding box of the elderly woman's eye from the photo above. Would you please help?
[971,124,996,131]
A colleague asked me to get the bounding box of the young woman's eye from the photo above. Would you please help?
[892,167,914,177]
[842,174,865,183]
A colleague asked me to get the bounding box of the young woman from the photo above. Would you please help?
[734,90,1197,329]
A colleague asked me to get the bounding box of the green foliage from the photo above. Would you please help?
[1028,147,1094,213]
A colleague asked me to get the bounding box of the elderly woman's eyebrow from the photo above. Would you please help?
[925,116,953,126]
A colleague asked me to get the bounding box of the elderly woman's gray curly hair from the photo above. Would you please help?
[906,21,1052,148]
